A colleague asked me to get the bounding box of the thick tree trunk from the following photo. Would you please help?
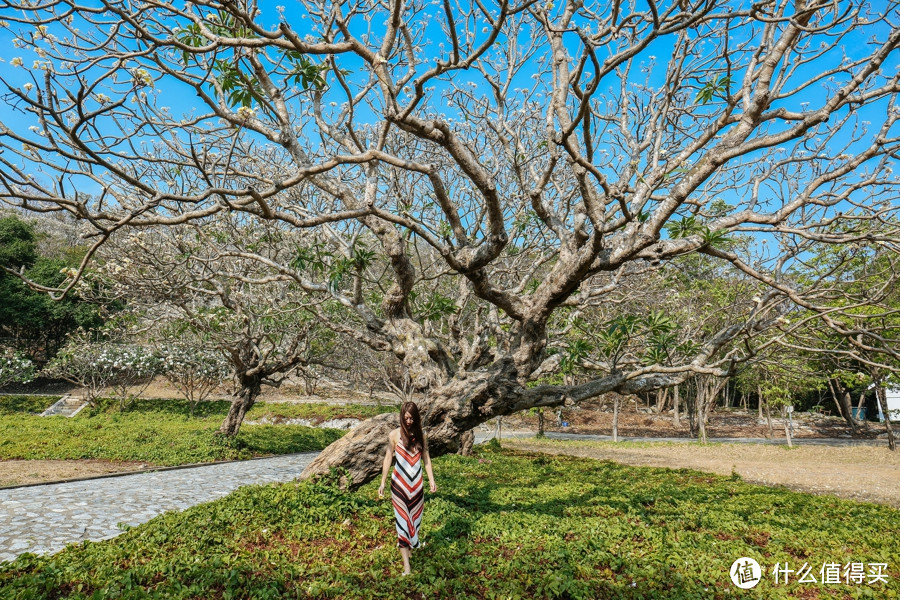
[220,377,262,436]
[876,385,895,451]
[300,413,399,487]
[301,362,530,487]
[300,349,712,489]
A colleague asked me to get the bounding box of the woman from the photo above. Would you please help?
[377,401,437,576]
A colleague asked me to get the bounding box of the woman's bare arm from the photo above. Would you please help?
[377,433,395,498]
[423,438,437,493]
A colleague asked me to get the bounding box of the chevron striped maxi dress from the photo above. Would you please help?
[391,438,424,549]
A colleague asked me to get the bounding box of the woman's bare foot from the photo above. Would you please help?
[400,546,411,575]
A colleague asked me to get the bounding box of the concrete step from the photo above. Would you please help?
[40,395,89,418]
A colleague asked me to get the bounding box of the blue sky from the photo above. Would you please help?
[0,0,897,261]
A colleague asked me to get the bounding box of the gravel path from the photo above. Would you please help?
[0,452,317,564]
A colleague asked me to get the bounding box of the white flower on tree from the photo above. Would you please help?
[0,347,35,388]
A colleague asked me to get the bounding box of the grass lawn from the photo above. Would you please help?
[1,443,897,599]
[0,396,394,466]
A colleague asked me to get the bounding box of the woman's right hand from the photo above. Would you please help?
[377,483,385,499]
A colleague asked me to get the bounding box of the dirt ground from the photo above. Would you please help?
[0,459,157,488]
[136,376,400,405]
[503,438,900,508]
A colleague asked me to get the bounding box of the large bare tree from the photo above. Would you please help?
[1,0,899,484]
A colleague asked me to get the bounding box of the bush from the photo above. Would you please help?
[0,347,34,388]
[157,343,231,413]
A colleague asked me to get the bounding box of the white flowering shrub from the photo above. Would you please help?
[42,340,116,405]
[157,344,231,414]
[41,334,160,407]
[0,347,35,388]
[105,345,162,408]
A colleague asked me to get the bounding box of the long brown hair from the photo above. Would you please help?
[399,402,424,454]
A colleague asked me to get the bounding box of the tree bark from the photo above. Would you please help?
[876,385,896,451]
[687,387,696,439]
[537,408,545,437]
[457,429,474,456]
[673,384,681,428]
[757,387,763,420]
[301,362,533,487]
[300,413,399,487]
[655,388,668,414]
[827,377,859,432]
[696,376,725,444]
[220,376,262,436]
[782,407,793,448]
[826,377,844,419]
[612,396,619,442]
[697,382,708,443]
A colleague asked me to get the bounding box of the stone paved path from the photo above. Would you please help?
[0,452,317,564]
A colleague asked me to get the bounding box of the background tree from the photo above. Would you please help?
[761,225,900,447]
[88,214,345,436]
[40,329,121,405]
[1,0,899,484]
[0,214,106,361]
[157,342,231,415]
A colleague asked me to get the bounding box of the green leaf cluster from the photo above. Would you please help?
[696,75,731,105]
[665,215,731,247]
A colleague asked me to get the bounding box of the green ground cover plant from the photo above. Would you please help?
[0,396,394,465]
[244,401,397,423]
[0,395,57,416]
[2,445,897,599]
